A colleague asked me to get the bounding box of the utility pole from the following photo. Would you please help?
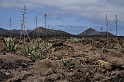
[105,13,109,47]
[44,14,47,38]
[106,13,108,40]
[20,5,27,43]
[114,15,118,43]
[34,15,38,29]
[34,15,38,37]
[9,18,12,37]
[114,15,118,36]
[48,24,49,29]
[101,27,102,37]
[110,26,111,33]
[44,14,47,28]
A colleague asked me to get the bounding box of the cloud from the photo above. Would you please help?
[0,0,124,35]
[55,16,64,20]
[53,25,88,34]
[1,0,124,21]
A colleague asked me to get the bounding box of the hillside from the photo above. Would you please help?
[0,28,10,35]
[0,37,124,82]
[28,27,72,37]
[0,27,115,37]
[78,28,114,36]
[0,27,32,36]
[11,29,32,35]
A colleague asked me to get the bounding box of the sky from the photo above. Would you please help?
[0,0,124,36]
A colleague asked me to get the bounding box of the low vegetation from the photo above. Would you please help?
[62,59,70,66]
[0,36,124,82]
[4,37,18,51]
[68,37,84,43]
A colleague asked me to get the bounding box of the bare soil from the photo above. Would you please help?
[0,37,124,82]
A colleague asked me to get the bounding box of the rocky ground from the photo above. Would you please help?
[0,37,124,82]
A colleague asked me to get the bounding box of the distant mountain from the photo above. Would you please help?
[78,28,114,36]
[78,28,99,36]
[100,32,115,36]
[11,29,32,35]
[0,27,71,37]
[0,27,32,36]
[0,28,10,35]
[28,27,72,37]
[0,27,115,37]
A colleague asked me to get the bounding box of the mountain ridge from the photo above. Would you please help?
[0,27,115,36]
[28,27,72,37]
[78,28,114,36]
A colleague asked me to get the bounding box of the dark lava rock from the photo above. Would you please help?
[0,71,11,81]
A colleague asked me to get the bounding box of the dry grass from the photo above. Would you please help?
[1,37,124,82]
[31,59,61,75]
[107,57,124,66]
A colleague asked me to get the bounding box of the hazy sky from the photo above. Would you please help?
[0,0,124,35]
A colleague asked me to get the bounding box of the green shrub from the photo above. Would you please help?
[39,41,52,51]
[33,38,42,44]
[118,43,124,53]
[23,43,42,60]
[68,37,83,43]
[23,43,37,55]
[4,37,18,51]
[23,41,51,60]
[100,47,105,52]
[46,43,52,51]
[23,46,32,56]
[62,59,70,66]
[0,36,3,40]
[31,50,42,60]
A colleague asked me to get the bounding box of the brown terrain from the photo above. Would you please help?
[0,27,124,82]
[0,36,124,82]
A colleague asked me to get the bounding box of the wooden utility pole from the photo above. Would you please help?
[9,18,12,37]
